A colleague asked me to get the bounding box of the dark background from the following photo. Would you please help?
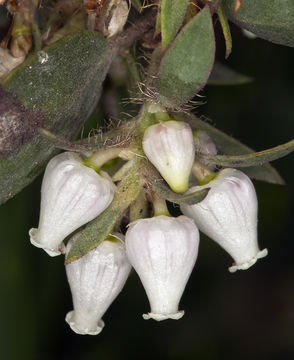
[0,14,294,360]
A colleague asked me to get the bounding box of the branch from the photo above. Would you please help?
[109,7,157,54]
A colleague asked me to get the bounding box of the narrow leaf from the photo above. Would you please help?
[217,4,232,58]
[173,111,285,184]
[208,61,253,85]
[161,0,189,49]
[200,139,294,167]
[158,6,215,108]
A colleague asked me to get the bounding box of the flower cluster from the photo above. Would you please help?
[29,117,267,335]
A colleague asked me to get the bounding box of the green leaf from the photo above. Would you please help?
[222,0,294,47]
[0,31,111,205]
[142,162,209,205]
[173,111,285,184]
[217,4,232,58]
[161,0,189,49]
[200,139,294,167]
[208,61,253,85]
[157,6,215,108]
[66,157,143,262]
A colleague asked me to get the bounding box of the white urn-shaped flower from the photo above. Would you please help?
[142,121,195,193]
[29,152,115,256]
[125,215,199,321]
[65,233,131,335]
[181,168,267,272]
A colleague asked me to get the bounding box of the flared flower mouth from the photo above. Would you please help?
[65,310,105,335]
[143,310,184,321]
[29,228,65,257]
[229,248,268,273]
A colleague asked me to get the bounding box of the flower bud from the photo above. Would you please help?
[29,152,115,257]
[143,121,195,193]
[125,215,199,321]
[181,168,267,272]
[65,234,131,335]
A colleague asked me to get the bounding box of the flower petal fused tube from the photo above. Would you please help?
[142,121,195,193]
[181,168,268,272]
[125,215,199,321]
[29,152,115,256]
[65,234,131,335]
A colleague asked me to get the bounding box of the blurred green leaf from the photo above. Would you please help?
[222,0,294,47]
[161,0,189,49]
[0,31,111,205]
[157,7,215,108]
[208,61,253,85]
[200,139,294,167]
[173,111,285,184]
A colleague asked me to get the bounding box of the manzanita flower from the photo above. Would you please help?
[65,233,131,335]
[29,152,115,256]
[181,168,268,272]
[142,121,195,193]
[125,215,199,321]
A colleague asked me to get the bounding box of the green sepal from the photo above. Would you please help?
[157,6,215,108]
